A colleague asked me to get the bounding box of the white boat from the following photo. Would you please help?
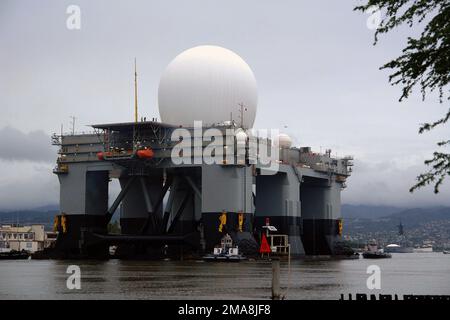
[413,245,433,253]
[203,234,246,262]
[385,244,414,253]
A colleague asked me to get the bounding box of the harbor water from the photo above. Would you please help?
[0,253,449,299]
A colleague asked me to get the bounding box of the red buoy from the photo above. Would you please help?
[259,233,271,254]
[136,149,154,159]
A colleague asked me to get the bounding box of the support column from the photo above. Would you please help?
[255,165,304,256]
[300,177,342,255]
[119,173,163,235]
[55,164,110,257]
[201,165,257,255]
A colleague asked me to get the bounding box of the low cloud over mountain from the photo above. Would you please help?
[0,126,55,162]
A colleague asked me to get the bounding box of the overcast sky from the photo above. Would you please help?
[0,0,449,210]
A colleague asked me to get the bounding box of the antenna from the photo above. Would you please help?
[134,58,138,123]
[238,102,247,128]
[70,116,76,135]
[398,220,404,236]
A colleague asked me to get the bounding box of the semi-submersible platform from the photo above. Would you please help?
[49,46,353,259]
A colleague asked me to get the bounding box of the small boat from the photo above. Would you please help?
[385,244,414,253]
[443,251,449,254]
[362,251,392,259]
[413,245,433,253]
[203,234,246,262]
[0,249,30,260]
[362,240,391,259]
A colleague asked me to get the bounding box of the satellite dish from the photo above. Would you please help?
[263,225,278,232]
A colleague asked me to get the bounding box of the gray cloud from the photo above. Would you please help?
[0,160,58,211]
[0,126,55,162]
[0,0,448,209]
[343,159,450,207]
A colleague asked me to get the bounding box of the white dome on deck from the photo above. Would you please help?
[158,45,258,128]
[274,133,293,148]
[236,129,248,145]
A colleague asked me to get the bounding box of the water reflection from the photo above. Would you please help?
[0,253,449,299]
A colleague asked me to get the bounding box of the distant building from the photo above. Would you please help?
[0,224,57,252]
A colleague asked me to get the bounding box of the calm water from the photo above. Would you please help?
[0,253,449,299]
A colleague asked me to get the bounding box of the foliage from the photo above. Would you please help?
[354,0,450,193]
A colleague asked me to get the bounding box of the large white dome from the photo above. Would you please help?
[158,45,257,128]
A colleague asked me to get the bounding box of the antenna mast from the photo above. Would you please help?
[70,116,76,135]
[134,58,138,123]
[238,102,247,128]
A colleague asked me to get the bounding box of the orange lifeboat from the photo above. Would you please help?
[97,151,112,160]
[136,148,154,159]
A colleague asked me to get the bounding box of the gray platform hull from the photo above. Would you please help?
[51,123,351,258]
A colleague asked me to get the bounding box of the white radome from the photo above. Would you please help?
[158,45,258,128]
[275,133,293,148]
[235,129,248,145]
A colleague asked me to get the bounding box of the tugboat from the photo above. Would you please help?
[203,234,247,262]
[362,240,392,259]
